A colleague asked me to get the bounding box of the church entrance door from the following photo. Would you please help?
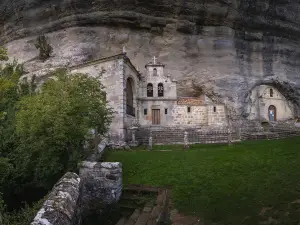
[152,109,161,125]
[268,105,276,121]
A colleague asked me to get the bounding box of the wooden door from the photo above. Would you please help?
[152,109,161,125]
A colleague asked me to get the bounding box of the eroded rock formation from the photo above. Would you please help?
[1,0,300,117]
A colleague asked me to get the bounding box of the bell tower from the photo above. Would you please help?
[145,56,165,79]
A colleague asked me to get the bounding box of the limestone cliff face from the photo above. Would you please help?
[1,0,300,118]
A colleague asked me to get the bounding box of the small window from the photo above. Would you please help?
[147,83,153,97]
[153,68,157,76]
[165,108,168,114]
[144,109,148,115]
[187,107,191,113]
[270,88,273,97]
[158,83,164,97]
[213,106,216,112]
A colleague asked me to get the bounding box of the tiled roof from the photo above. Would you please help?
[177,96,205,106]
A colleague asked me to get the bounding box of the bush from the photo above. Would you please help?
[14,68,113,189]
[0,196,44,225]
[34,35,53,61]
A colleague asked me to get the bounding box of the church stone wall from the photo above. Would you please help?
[71,59,126,144]
[207,105,227,126]
[172,105,208,126]
[139,100,177,126]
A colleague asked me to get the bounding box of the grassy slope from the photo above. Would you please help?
[105,137,300,225]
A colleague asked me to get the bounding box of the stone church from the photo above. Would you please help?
[69,52,296,144]
[70,53,227,144]
[247,85,294,122]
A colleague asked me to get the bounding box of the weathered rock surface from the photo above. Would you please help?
[79,161,122,216]
[1,0,300,116]
[31,172,81,225]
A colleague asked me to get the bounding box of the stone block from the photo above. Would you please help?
[79,161,122,216]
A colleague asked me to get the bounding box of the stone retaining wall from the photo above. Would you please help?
[31,172,81,225]
[135,126,239,145]
[31,162,122,225]
[79,161,122,216]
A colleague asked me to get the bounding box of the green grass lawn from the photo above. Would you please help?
[104,137,300,225]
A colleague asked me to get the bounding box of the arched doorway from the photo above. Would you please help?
[268,105,276,121]
[126,78,135,117]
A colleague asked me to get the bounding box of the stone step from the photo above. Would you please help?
[146,205,163,225]
[116,217,128,225]
[124,208,142,225]
[134,202,154,225]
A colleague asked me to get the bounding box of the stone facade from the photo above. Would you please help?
[247,85,294,122]
[70,54,140,146]
[69,53,228,145]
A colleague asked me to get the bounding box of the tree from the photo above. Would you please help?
[14,68,113,189]
[34,35,53,61]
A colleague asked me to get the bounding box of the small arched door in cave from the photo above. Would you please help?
[268,105,277,121]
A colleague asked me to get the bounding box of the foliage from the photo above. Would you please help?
[14,68,113,189]
[105,137,300,225]
[0,59,37,209]
[34,35,53,61]
[0,46,8,61]
[0,54,111,225]
[0,196,44,225]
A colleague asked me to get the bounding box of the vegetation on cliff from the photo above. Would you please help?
[0,46,112,224]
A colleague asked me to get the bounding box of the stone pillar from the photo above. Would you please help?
[184,131,189,150]
[227,128,232,146]
[79,161,122,216]
[129,127,138,147]
[148,130,153,150]
[31,172,81,225]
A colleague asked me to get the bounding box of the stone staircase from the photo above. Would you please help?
[115,185,171,225]
[239,120,300,140]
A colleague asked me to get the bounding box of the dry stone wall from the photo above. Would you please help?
[31,172,81,225]
[79,161,122,216]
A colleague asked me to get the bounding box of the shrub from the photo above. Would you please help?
[34,35,53,61]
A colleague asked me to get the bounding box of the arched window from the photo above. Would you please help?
[153,68,157,76]
[213,106,216,112]
[158,83,164,97]
[147,83,153,97]
[270,88,273,97]
[126,78,135,117]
